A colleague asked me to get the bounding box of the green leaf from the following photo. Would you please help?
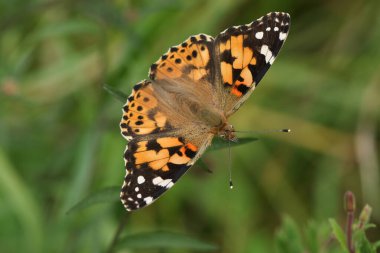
[103,83,128,103]
[196,158,213,173]
[373,240,380,251]
[29,19,100,43]
[208,137,258,151]
[66,186,120,214]
[275,215,304,253]
[362,223,376,230]
[355,230,374,253]
[329,218,349,252]
[304,221,319,253]
[116,231,218,251]
[0,148,43,253]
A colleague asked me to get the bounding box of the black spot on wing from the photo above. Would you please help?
[220,50,234,64]
[146,140,162,152]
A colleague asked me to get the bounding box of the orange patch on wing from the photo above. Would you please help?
[123,110,145,120]
[130,127,156,135]
[235,67,253,87]
[126,101,150,114]
[149,158,169,170]
[250,57,257,65]
[134,149,169,164]
[190,69,207,81]
[186,143,198,152]
[242,47,253,67]
[219,41,230,53]
[221,62,233,85]
[136,91,157,108]
[169,153,191,164]
[136,141,148,152]
[157,137,183,148]
[188,44,204,68]
[127,118,156,128]
[231,35,243,69]
[231,87,243,97]
[155,59,182,79]
[198,46,210,64]
[167,52,187,68]
[154,112,167,127]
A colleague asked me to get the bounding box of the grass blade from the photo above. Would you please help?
[66,186,120,214]
[208,137,258,151]
[0,148,43,253]
[116,231,217,251]
[103,84,128,103]
[329,218,349,253]
[275,215,304,253]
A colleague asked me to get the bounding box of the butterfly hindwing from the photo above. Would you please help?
[214,12,290,114]
[120,80,173,140]
[120,135,212,211]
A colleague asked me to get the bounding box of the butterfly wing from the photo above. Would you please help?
[120,80,214,211]
[149,34,216,83]
[214,12,290,115]
[121,134,212,211]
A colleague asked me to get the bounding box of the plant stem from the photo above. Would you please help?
[344,191,355,253]
[106,213,129,253]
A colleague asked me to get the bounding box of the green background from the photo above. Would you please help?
[1,0,379,252]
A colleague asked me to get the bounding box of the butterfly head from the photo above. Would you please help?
[219,123,238,142]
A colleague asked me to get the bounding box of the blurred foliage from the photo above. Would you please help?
[1,0,380,252]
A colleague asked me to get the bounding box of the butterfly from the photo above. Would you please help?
[119,12,290,211]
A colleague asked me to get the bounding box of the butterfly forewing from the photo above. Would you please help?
[214,12,290,115]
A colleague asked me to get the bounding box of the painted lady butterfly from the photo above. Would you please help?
[120,12,290,211]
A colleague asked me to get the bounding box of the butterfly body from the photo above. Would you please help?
[120,12,290,211]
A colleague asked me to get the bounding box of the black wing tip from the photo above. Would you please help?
[265,12,291,18]
[260,12,291,26]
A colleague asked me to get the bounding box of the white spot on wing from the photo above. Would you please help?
[152,176,173,189]
[135,187,139,192]
[266,27,271,31]
[269,56,276,65]
[137,176,145,184]
[137,193,142,198]
[279,32,287,41]
[152,176,164,185]
[144,196,153,204]
[260,45,273,64]
[255,31,263,39]
[274,27,279,32]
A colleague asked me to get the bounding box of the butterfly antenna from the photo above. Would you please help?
[234,129,291,134]
[228,140,233,189]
